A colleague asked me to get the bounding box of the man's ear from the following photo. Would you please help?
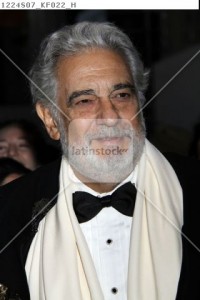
[36,102,60,140]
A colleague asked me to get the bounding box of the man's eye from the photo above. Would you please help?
[0,145,7,152]
[116,93,130,98]
[18,143,30,149]
[111,92,131,100]
[75,99,95,106]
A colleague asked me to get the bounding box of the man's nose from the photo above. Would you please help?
[96,98,120,126]
[7,145,19,157]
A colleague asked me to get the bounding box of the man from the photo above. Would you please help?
[0,22,199,300]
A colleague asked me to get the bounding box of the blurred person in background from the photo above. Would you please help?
[0,120,60,170]
[0,157,30,186]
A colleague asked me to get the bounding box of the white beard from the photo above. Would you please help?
[59,119,145,183]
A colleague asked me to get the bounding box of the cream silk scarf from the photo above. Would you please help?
[25,140,183,300]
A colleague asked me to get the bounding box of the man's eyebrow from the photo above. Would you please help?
[112,83,136,91]
[68,89,95,105]
[67,84,136,105]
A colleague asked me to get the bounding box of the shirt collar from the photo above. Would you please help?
[65,156,138,197]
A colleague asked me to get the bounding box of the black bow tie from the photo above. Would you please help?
[73,182,137,223]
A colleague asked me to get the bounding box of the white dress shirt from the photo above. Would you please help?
[69,167,137,300]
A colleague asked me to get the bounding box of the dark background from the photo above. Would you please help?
[0,10,199,155]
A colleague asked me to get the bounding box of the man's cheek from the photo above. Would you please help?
[68,119,94,144]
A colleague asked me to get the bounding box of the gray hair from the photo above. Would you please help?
[30,22,148,112]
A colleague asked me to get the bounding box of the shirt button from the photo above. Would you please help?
[106,239,113,245]
[111,287,118,294]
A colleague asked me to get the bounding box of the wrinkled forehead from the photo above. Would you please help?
[56,47,132,77]
[56,48,134,97]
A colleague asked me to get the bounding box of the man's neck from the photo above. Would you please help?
[72,167,121,193]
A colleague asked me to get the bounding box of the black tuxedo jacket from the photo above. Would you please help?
[0,155,199,300]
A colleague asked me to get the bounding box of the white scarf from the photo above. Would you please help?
[25,140,183,300]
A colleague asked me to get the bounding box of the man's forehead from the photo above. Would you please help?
[57,48,129,72]
[56,49,134,101]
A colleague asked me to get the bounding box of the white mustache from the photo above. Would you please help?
[85,126,134,142]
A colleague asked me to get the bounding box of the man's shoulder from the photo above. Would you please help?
[165,153,200,238]
[165,153,200,218]
[164,153,200,189]
[165,155,200,299]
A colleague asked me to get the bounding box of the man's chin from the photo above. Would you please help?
[62,129,145,184]
[68,154,135,184]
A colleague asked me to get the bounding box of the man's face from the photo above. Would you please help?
[38,48,145,183]
[56,48,141,132]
